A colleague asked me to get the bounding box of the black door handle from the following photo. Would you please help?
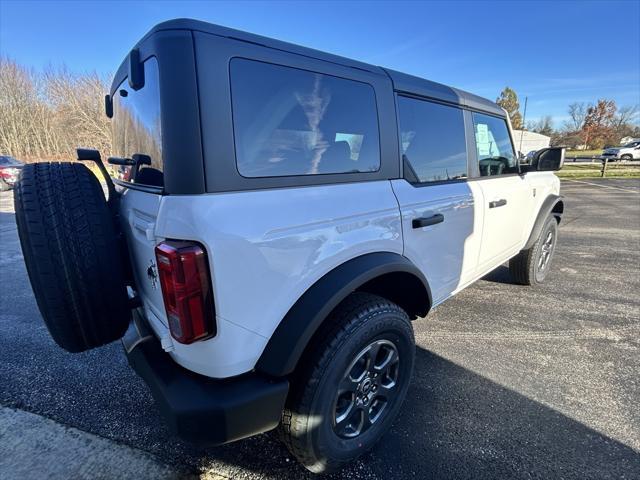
[412,214,444,229]
[489,199,507,208]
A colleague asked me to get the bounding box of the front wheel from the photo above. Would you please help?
[280,293,415,474]
[620,154,633,161]
[509,215,558,285]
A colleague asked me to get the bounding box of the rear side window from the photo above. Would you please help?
[398,96,467,183]
[111,57,163,186]
[472,112,518,176]
[230,59,380,178]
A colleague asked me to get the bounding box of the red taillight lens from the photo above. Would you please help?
[155,241,215,344]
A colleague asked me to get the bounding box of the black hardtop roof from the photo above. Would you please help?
[114,18,504,117]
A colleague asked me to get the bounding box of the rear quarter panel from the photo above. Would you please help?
[154,181,403,377]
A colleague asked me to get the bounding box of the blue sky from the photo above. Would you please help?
[1,0,639,126]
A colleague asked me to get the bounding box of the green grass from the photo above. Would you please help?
[557,163,640,179]
[565,150,603,157]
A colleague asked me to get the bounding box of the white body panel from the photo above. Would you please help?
[391,180,483,304]
[474,175,534,270]
[121,181,403,377]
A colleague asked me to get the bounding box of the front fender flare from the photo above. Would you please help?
[523,194,564,250]
[255,252,431,377]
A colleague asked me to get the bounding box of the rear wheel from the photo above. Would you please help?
[509,215,558,285]
[621,154,633,161]
[14,162,130,352]
[280,293,415,474]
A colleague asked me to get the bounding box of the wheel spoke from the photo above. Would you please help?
[373,345,398,373]
[369,397,388,424]
[335,405,364,438]
[334,394,355,425]
[338,375,359,395]
[365,343,382,373]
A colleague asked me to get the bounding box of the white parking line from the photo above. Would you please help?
[563,179,639,193]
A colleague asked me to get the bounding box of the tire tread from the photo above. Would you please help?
[14,162,129,352]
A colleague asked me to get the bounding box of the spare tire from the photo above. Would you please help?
[14,162,130,352]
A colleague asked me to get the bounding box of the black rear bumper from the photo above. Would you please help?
[122,315,289,445]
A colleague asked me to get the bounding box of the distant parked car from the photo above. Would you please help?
[602,141,640,161]
[0,155,24,191]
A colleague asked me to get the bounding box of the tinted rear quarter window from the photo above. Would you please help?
[111,57,163,186]
[398,96,468,183]
[230,59,380,178]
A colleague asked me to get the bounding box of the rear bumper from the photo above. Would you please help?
[122,314,289,445]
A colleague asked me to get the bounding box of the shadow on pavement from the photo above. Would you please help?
[481,265,514,285]
[157,348,640,479]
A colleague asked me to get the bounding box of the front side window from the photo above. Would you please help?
[472,112,518,176]
[230,59,380,178]
[111,57,162,185]
[398,96,467,183]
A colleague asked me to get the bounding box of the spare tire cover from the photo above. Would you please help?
[14,162,130,352]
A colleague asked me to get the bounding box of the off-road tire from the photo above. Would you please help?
[509,215,558,285]
[14,162,130,352]
[280,292,415,474]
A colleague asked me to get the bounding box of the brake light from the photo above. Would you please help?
[155,241,215,344]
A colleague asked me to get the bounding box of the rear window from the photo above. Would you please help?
[398,96,468,183]
[111,57,163,186]
[230,59,380,178]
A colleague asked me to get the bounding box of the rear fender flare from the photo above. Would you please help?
[255,252,431,377]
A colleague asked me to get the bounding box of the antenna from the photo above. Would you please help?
[519,96,528,155]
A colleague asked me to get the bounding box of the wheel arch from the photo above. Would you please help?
[255,252,431,377]
[523,194,564,250]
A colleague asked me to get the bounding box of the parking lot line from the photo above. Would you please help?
[563,179,639,193]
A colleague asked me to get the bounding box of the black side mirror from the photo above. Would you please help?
[105,94,113,118]
[530,147,565,171]
[128,48,145,90]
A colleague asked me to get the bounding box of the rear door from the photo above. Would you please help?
[470,112,533,271]
[392,96,483,304]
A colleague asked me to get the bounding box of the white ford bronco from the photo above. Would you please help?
[14,19,565,474]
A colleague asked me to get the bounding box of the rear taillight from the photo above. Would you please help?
[155,241,215,344]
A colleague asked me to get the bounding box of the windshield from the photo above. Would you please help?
[622,142,639,148]
[111,57,162,186]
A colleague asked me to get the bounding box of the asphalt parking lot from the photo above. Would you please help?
[0,178,639,479]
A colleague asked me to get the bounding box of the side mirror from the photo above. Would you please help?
[530,147,565,171]
[128,48,145,90]
[104,94,113,118]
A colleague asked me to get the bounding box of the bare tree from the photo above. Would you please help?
[566,102,587,132]
[0,56,111,161]
[528,116,554,137]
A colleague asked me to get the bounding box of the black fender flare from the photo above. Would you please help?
[523,194,564,250]
[255,252,431,377]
